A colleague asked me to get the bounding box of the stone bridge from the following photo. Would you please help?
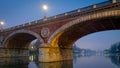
[0,0,120,62]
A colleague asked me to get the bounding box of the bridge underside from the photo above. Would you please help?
[4,33,36,48]
[5,33,36,48]
[3,33,37,57]
[57,16,120,48]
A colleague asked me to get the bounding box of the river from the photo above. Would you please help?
[0,54,120,68]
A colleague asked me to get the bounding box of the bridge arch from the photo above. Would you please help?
[3,29,43,48]
[48,10,120,48]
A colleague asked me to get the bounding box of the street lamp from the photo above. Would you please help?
[0,21,4,25]
[0,21,4,30]
[43,4,48,11]
[42,4,48,21]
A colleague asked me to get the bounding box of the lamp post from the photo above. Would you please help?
[0,21,4,47]
[42,4,48,21]
[0,21,4,30]
[43,4,48,11]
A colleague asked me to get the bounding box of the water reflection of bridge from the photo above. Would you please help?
[0,57,73,68]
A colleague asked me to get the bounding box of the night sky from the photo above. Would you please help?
[0,0,120,50]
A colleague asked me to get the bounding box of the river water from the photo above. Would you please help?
[0,54,120,68]
[73,55,120,68]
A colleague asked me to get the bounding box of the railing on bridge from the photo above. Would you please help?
[1,0,120,32]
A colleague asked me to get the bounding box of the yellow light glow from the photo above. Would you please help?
[31,46,34,49]
[43,4,48,11]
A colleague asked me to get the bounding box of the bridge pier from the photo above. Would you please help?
[38,44,73,62]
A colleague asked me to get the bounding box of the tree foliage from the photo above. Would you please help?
[109,42,120,54]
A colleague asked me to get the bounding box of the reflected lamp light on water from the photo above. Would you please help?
[29,55,34,61]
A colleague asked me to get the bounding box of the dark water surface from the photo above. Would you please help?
[0,55,120,68]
